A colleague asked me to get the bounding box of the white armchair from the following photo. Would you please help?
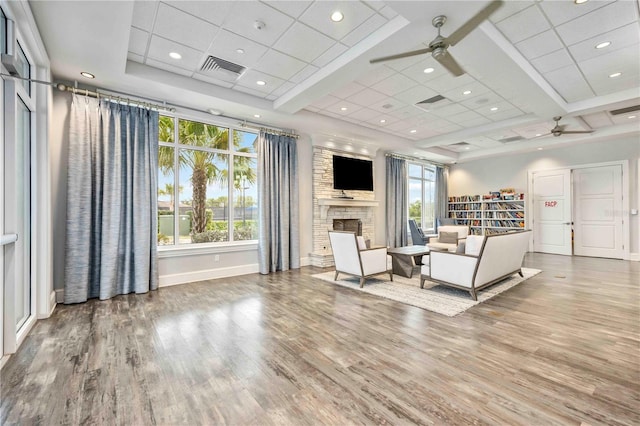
[427,225,470,252]
[328,231,392,288]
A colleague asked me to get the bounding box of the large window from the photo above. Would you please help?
[408,163,436,233]
[157,116,258,246]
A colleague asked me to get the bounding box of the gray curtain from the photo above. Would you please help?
[386,156,408,248]
[64,95,159,303]
[435,166,448,232]
[257,130,300,274]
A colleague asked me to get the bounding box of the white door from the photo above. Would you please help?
[532,169,572,255]
[573,165,623,259]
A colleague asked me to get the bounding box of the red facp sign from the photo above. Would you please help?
[544,201,558,207]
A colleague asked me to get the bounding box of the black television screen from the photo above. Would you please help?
[333,155,373,191]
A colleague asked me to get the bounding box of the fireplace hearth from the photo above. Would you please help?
[333,219,362,236]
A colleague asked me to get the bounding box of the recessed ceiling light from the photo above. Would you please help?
[340,107,348,111]
[169,52,182,60]
[463,90,472,95]
[574,0,588,4]
[379,119,386,123]
[331,11,344,22]
[490,107,498,111]
[80,71,95,79]
[236,48,245,54]
[423,67,435,74]
[208,109,222,116]
[256,80,266,86]
[595,41,611,49]
[410,129,417,133]
[609,72,622,78]
[537,147,543,150]
[535,133,542,137]
[464,147,470,150]
[628,115,636,119]
[254,114,261,118]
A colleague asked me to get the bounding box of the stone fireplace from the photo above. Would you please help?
[310,146,379,267]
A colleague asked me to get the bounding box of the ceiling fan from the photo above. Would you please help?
[544,116,595,137]
[369,0,504,77]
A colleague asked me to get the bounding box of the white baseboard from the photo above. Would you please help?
[55,288,64,303]
[0,354,9,370]
[159,263,260,287]
[300,256,311,267]
[630,253,639,262]
[47,291,56,317]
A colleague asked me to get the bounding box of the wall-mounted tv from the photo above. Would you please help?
[333,155,374,191]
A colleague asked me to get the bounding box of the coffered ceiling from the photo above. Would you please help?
[30,0,640,163]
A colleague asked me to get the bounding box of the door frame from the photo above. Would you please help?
[527,160,630,260]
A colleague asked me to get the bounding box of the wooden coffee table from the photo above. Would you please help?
[387,246,431,278]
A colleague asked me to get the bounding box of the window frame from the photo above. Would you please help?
[157,112,259,254]
[407,162,436,234]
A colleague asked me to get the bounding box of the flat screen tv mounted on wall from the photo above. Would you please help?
[333,155,374,192]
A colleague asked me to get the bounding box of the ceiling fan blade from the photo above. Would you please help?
[446,0,504,47]
[434,51,465,76]
[369,47,433,64]
[559,130,595,134]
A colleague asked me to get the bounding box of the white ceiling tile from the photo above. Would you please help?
[234,84,270,98]
[388,105,423,120]
[208,30,268,68]
[430,103,470,119]
[424,73,475,94]
[371,73,417,96]
[147,35,203,70]
[310,94,342,109]
[363,0,385,11]
[368,97,405,113]
[341,13,387,47]
[476,101,519,118]
[393,85,439,105]
[555,1,637,46]
[400,57,448,83]
[312,43,348,67]
[261,0,313,19]
[164,1,234,26]
[531,48,574,74]
[127,52,144,63]
[490,1,535,24]
[461,91,507,111]
[154,3,219,51]
[378,5,398,20]
[610,113,640,125]
[223,2,295,46]
[289,64,319,84]
[444,110,486,125]
[544,64,595,102]
[464,136,504,148]
[235,68,285,94]
[265,94,277,100]
[539,0,615,27]
[579,44,640,96]
[487,109,524,121]
[266,81,295,98]
[347,88,388,106]
[495,5,551,44]
[568,23,640,63]
[385,120,413,132]
[145,57,193,77]
[128,27,149,56]
[132,0,158,31]
[254,49,306,80]
[346,108,382,121]
[192,72,234,88]
[356,65,396,86]
[304,105,320,112]
[460,116,492,127]
[299,1,375,41]
[441,82,491,103]
[365,113,399,126]
[515,30,564,60]
[273,22,335,63]
[333,81,366,99]
[318,110,342,119]
[581,111,614,129]
[324,101,363,116]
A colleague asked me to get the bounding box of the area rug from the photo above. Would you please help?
[312,268,541,317]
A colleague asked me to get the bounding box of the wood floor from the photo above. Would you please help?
[1,253,639,425]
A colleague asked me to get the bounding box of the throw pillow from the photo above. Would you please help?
[439,231,458,245]
[465,235,485,256]
[455,241,466,253]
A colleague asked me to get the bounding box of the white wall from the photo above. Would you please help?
[449,137,640,253]
[49,90,316,290]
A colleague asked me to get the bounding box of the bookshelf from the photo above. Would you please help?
[448,194,525,235]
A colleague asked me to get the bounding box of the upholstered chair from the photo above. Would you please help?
[328,231,392,288]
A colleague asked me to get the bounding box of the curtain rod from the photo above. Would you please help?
[2,72,299,136]
[385,152,449,168]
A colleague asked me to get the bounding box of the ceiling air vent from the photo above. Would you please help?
[415,94,449,112]
[418,95,446,105]
[610,105,640,116]
[451,142,470,147]
[499,136,525,143]
[199,55,246,82]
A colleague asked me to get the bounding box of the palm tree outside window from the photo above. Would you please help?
[157,115,258,245]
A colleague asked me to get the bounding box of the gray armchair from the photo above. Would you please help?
[409,219,429,245]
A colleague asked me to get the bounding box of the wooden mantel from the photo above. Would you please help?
[317,198,380,219]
